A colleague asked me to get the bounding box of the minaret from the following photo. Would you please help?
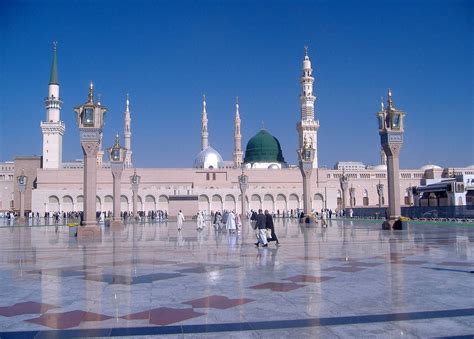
[124,94,133,167]
[41,42,65,169]
[94,84,104,168]
[201,95,209,150]
[233,97,243,167]
[296,46,319,168]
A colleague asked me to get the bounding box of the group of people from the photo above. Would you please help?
[212,210,241,233]
[251,209,279,247]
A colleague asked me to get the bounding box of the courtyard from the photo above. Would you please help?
[0,218,473,338]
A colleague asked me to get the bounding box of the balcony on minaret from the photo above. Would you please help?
[44,95,63,110]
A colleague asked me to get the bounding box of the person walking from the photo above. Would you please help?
[177,210,185,231]
[254,209,268,247]
[321,209,328,227]
[226,210,236,233]
[265,209,279,245]
[196,211,204,230]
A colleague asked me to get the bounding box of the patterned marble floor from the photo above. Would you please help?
[0,218,473,338]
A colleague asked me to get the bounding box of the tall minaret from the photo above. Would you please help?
[95,86,104,168]
[296,46,319,168]
[201,95,209,150]
[124,94,133,167]
[233,97,243,167]
[41,42,65,169]
[379,97,387,166]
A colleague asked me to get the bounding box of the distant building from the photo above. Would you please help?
[334,161,366,171]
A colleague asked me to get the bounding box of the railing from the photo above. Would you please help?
[349,206,474,221]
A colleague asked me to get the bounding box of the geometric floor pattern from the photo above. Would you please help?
[0,218,473,337]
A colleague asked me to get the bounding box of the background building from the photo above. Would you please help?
[4,47,474,217]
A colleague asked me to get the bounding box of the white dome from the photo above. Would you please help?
[193,146,224,169]
[420,164,443,171]
[467,165,474,169]
[373,164,387,171]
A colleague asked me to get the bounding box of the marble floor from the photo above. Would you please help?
[0,218,473,338]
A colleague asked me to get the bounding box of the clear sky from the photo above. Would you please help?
[0,0,472,168]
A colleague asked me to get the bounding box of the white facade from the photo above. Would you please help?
[335,161,367,171]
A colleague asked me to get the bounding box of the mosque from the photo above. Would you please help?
[1,46,473,217]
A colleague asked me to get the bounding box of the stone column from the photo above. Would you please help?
[377,182,384,208]
[340,177,349,212]
[132,187,138,220]
[300,164,313,216]
[80,140,100,230]
[240,188,247,220]
[239,171,248,225]
[349,187,355,208]
[407,186,414,205]
[111,163,123,226]
[377,89,405,229]
[19,188,25,223]
[384,144,402,222]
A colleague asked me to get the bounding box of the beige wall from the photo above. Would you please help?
[30,166,430,214]
[0,162,14,211]
[13,156,42,212]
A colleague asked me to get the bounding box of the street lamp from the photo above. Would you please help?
[376,181,384,208]
[339,171,349,213]
[108,134,127,226]
[238,168,248,223]
[298,135,315,218]
[349,186,355,208]
[130,169,140,221]
[377,89,406,229]
[74,82,107,237]
[17,169,27,223]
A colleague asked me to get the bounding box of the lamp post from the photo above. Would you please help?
[130,169,140,221]
[377,89,406,229]
[349,186,355,208]
[298,135,315,218]
[407,185,414,206]
[238,169,248,223]
[17,170,27,223]
[339,171,349,213]
[108,134,127,226]
[74,82,107,237]
[376,181,384,208]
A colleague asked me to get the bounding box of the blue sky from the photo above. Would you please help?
[0,0,472,168]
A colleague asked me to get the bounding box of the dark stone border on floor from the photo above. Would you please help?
[1,308,473,338]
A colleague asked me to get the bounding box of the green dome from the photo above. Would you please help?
[244,129,285,164]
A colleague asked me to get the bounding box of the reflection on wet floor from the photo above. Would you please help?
[0,218,473,337]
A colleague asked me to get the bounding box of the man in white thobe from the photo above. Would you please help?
[226,211,236,233]
[177,210,185,231]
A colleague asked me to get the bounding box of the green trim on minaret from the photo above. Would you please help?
[49,42,59,85]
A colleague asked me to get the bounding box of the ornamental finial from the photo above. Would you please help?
[115,133,120,145]
[304,46,308,57]
[88,81,94,103]
[380,96,384,111]
[126,93,130,112]
[387,88,393,109]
